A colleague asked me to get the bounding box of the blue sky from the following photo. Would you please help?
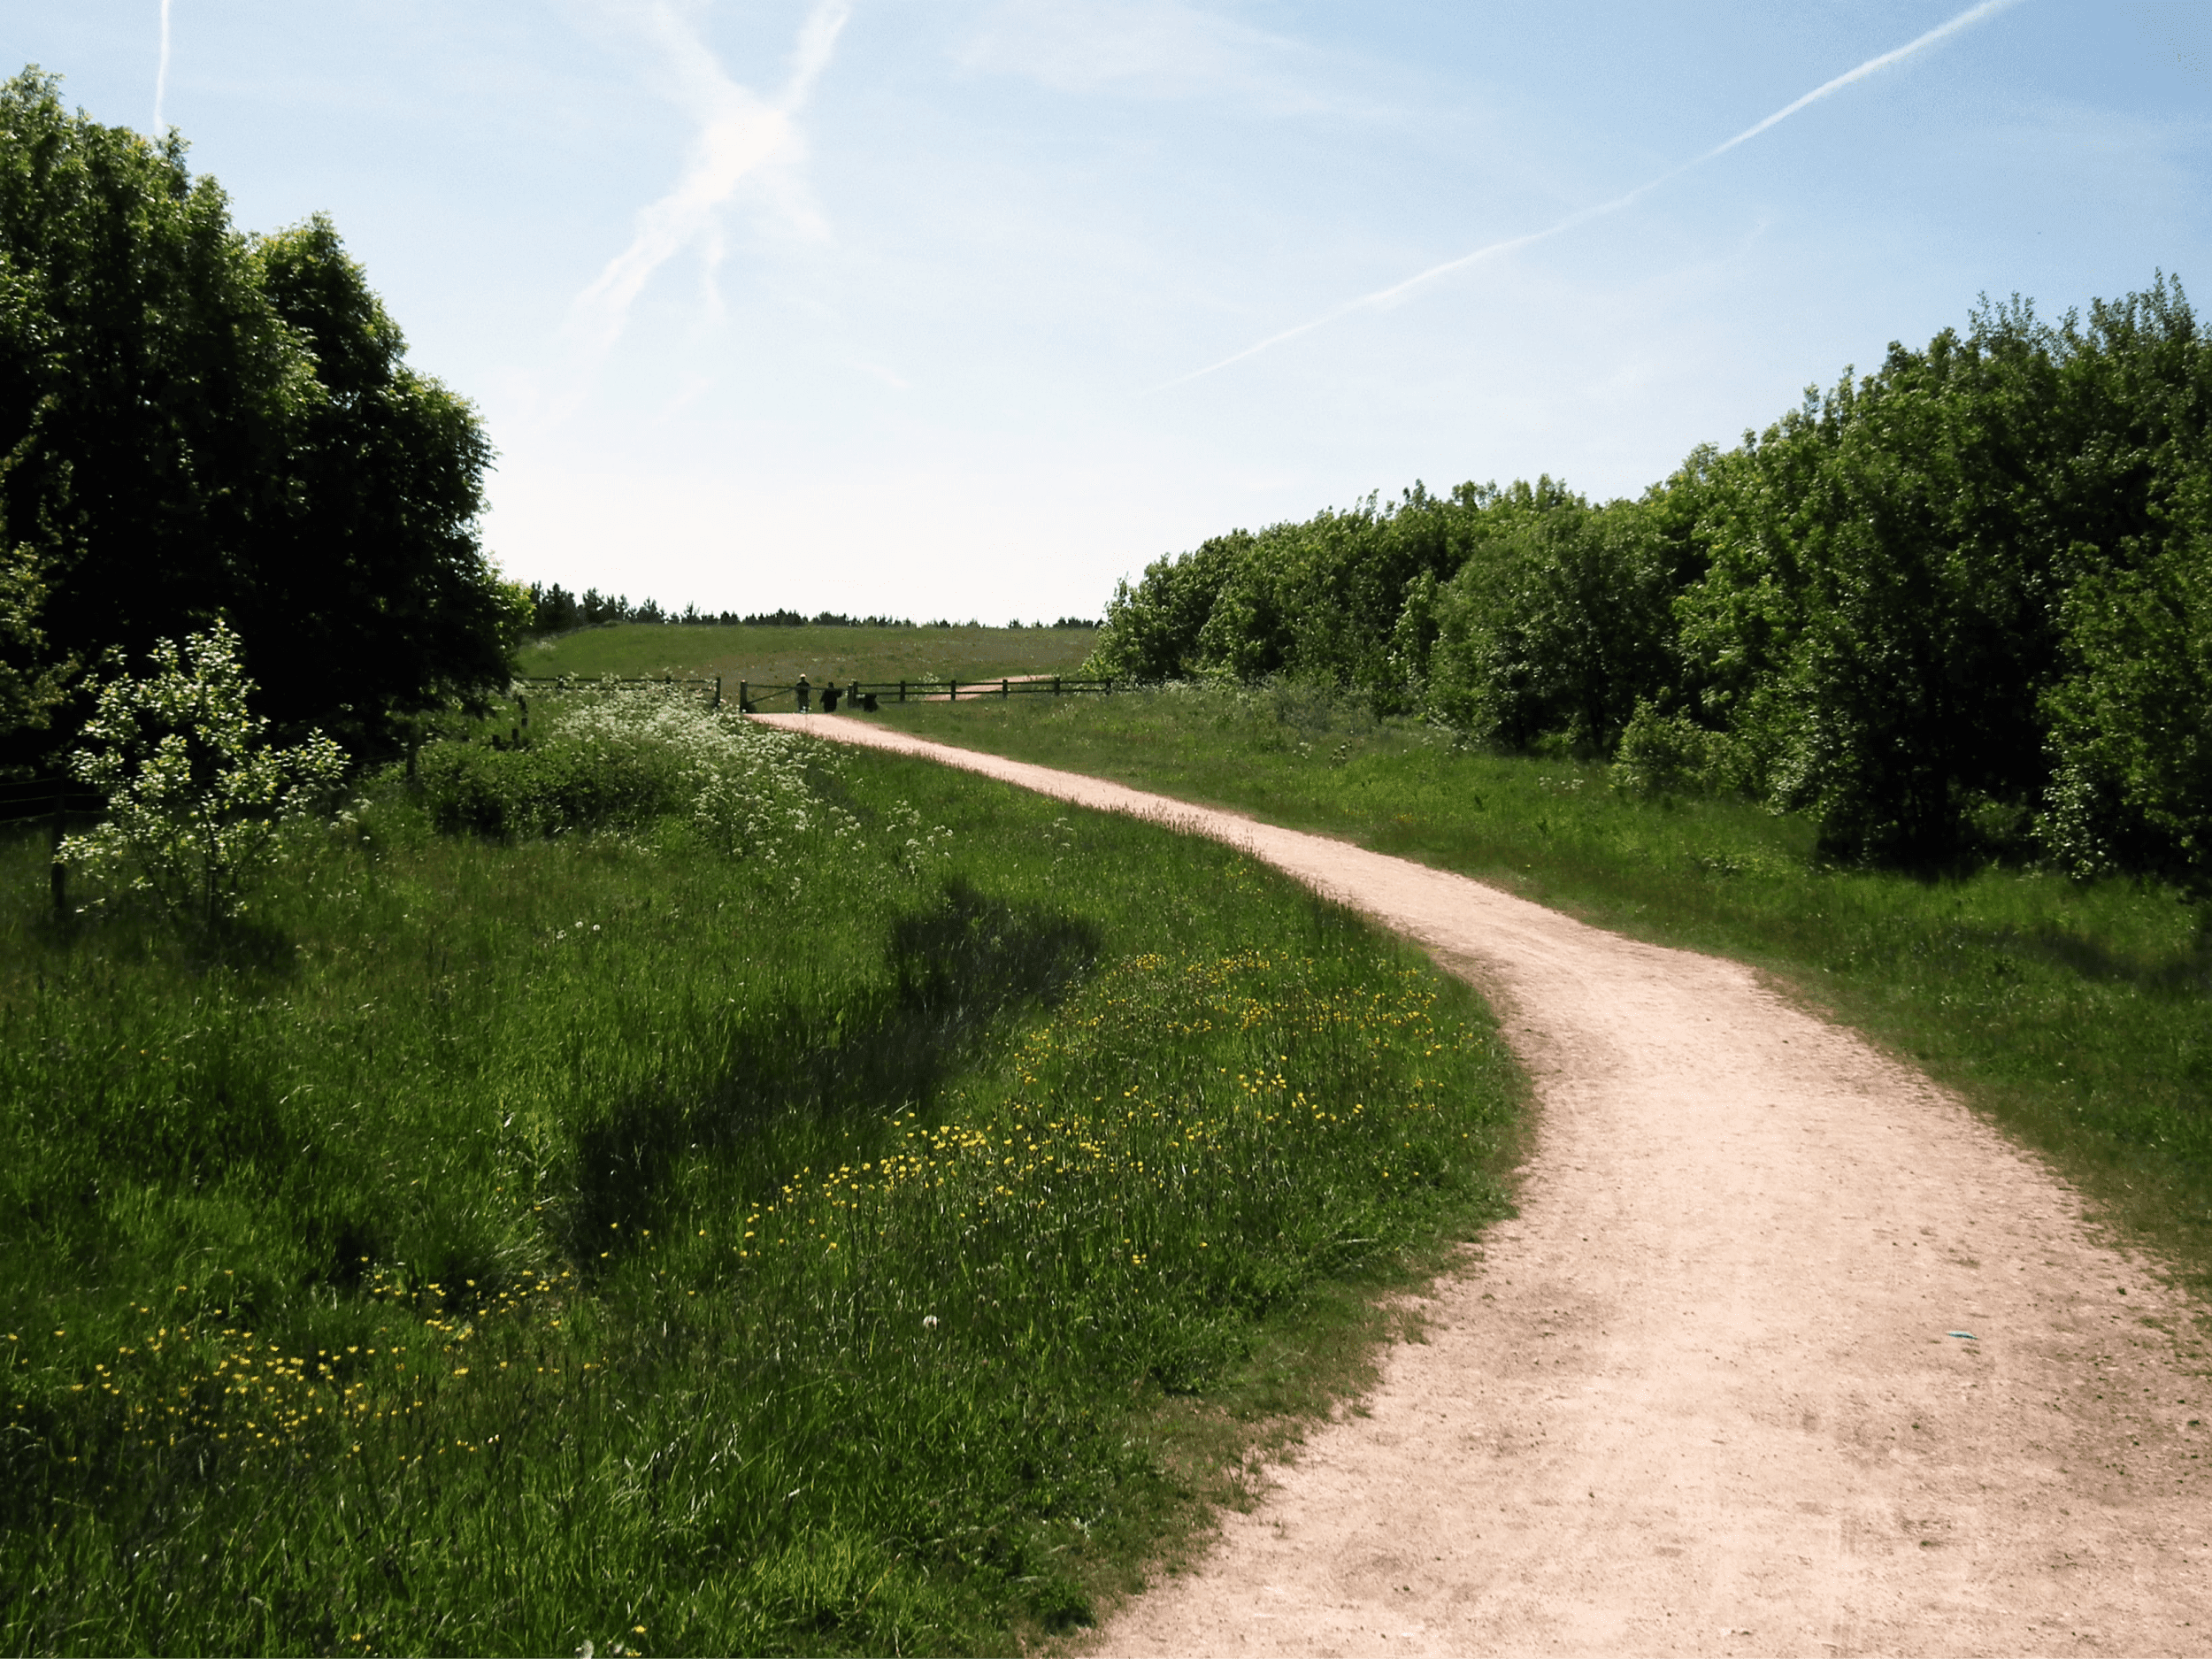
[5,3,2208,620]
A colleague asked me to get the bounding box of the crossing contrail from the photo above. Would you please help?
[1154,0,2025,392]
[567,0,852,363]
[153,0,173,132]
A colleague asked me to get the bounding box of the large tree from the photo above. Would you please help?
[0,69,522,763]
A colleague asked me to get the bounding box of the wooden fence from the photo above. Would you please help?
[733,676,1117,713]
[505,673,1119,712]
[0,773,106,828]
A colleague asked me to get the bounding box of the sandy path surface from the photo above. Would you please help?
[760,715,2212,1656]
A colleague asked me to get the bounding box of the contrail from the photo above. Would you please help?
[153,0,173,132]
[568,0,852,364]
[1156,0,2024,392]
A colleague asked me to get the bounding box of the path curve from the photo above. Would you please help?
[759,714,2212,1656]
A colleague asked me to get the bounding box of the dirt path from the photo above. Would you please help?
[759,715,2212,1655]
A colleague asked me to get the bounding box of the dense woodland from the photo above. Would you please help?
[0,71,521,764]
[1086,283,2212,885]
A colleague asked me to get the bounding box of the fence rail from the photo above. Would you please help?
[0,775,105,827]
[734,676,1117,712]
[504,672,1118,714]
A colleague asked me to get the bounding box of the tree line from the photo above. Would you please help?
[524,583,1098,634]
[0,69,521,767]
[1085,280,2212,886]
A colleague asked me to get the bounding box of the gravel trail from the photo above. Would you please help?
[759,714,2212,1656]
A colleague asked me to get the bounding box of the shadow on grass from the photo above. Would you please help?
[1985,918,2212,1000]
[572,879,1102,1249]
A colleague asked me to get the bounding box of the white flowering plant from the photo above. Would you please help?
[59,621,347,931]
[417,683,953,892]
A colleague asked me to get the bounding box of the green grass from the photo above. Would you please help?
[1,719,1521,1655]
[520,623,1101,688]
[875,683,2212,1295]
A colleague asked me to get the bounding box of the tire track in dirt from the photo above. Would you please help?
[758,714,2212,1655]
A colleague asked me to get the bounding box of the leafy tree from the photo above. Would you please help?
[1427,480,1683,752]
[0,487,71,740]
[1673,285,2207,866]
[2042,538,2212,886]
[0,70,518,761]
[528,581,583,634]
[2037,280,2212,885]
[1087,533,1249,681]
[243,216,525,741]
[1084,275,2211,883]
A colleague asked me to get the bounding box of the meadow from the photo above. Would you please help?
[0,688,1521,1655]
[518,623,1101,690]
[878,685,2212,1293]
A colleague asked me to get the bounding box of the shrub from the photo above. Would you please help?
[416,687,956,885]
[58,621,345,933]
[2040,536,2212,888]
[1609,701,1718,798]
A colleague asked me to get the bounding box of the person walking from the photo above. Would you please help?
[795,674,811,713]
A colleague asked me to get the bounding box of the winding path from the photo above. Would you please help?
[760,714,2212,1656]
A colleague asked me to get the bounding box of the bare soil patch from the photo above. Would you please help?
[760,714,2212,1656]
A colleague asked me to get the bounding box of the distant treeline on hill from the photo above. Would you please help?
[525,584,1096,634]
[1083,279,2212,887]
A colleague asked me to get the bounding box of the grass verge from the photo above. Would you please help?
[2,723,1520,1655]
[874,684,2212,1297]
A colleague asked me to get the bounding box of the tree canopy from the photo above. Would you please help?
[1087,280,2212,886]
[0,68,524,763]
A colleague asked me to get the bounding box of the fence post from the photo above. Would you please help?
[949,679,957,703]
[49,780,66,918]
[739,680,749,712]
[1002,678,1009,699]
[713,676,722,709]
[899,680,905,704]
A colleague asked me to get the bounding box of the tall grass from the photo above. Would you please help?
[0,696,1519,1654]
[879,685,2212,1293]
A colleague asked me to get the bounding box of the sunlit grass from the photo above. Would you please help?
[519,622,1101,687]
[1,733,1519,1655]
[879,685,2212,1294]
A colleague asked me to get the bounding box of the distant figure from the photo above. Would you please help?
[796,674,810,713]
[820,684,842,714]
[860,691,879,713]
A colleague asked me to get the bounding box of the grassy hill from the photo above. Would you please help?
[520,624,1100,687]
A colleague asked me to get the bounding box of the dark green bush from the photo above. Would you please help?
[417,737,674,837]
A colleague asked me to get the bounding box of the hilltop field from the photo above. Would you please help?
[519,623,1101,688]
